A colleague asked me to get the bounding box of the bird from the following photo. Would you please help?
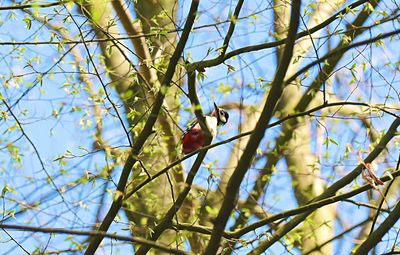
[182,102,229,154]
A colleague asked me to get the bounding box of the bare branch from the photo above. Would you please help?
[168,169,400,240]
[235,169,400,239]
[286,29,400,88]
[303,217,372,255]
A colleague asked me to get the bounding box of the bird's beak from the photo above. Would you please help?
[213,102,220,119]
[213,102,219,112]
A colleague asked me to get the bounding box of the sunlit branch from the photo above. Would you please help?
[111,0,157,85]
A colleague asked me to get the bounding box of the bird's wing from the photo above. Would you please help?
[182,119,199,139]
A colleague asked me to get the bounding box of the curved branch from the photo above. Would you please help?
[111,0,158,84]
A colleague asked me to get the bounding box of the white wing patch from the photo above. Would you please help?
[205,116,218,137]
[183,116,218,138]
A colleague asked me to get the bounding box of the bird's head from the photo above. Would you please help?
[212,102,229,126]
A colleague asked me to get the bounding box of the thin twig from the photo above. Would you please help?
[219,0,245,56]
[65,8,133,147]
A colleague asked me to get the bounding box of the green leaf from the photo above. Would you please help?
[329,138,339,146]
[22,17,32,30]
[217,83,232,93]
[226,64,236,73]
[323,137,338,146]
[197,72,206,81]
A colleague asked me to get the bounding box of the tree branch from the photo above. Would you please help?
[134,59,212,255]
[204,1,302,253]
[368,152,400,239]
[190,0,369,71]
[84,1,199,253]
[0,0,71,10]
[248,117,400,254]
[354,200,400,255]
[235,169,400,239]
[286,29,400,88]
[167,169,400,241]
[124,101,398,199]
[0,224,188,255]
[111,0,158,85]
[219,0,244,56]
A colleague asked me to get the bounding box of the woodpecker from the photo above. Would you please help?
[182,102,229,154]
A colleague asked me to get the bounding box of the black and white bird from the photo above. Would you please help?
[182,102,229,154]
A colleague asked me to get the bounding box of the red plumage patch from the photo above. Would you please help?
[182,126,205,154]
